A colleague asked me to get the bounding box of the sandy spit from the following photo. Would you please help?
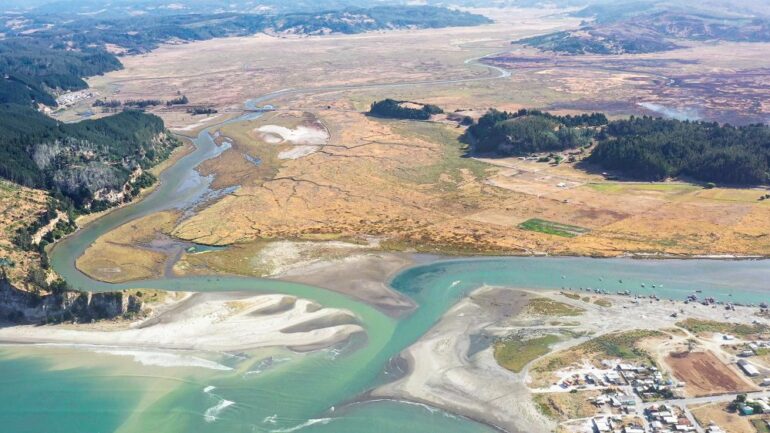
[0,292,364,352]
[370,286,553,433]
[275,251,418,317]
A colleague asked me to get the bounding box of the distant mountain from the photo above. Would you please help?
[1,6,491,55]
[0,0,392,16]
[271,6,491,35]
[517,1,770,54]
[519,25,679,55]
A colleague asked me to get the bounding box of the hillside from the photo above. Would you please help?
[588,117,770,184]
[0,181,50,292]
[518,25,678,55]
[0,105,178,210]
[518,3,770,54]
[464,109,606,156]
[1,6,491,56]
[0,39,122,107]
[271,6,491,35]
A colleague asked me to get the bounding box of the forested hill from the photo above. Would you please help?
[588,117,770,185]
[0,40,122,107]
[0,105,178,210]
[465,109,770,186]
[465,109,607,155]
[1,6,491,56]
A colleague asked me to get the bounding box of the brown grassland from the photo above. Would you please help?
[0,181,49,289]
[77,211,178,283]
[534,390,602,421]
[691,403,757,433]
[57,8,770,281]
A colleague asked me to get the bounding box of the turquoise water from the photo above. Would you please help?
[0,354,145,433]
[4,257,770,433]
[3,95,770,433]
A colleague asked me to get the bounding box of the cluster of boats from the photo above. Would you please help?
[560,277,769,310]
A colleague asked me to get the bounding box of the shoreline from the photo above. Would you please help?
[0,291,364,353]
[72,139,195,229]
[369,287,549,433]
[346,396,510,433]
[273,251,420,317]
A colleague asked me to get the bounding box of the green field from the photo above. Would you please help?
[385,120,489,189]
[518,218,590,238]
[528,298,584,316]
[676,319,770,337]
[495,334,561,372]
[580,330,662,360]
[586,182,700,195]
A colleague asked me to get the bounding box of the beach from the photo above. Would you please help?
[372,287,553,433]
[0,291,364,352]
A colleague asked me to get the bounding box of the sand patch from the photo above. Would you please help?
[256,125,329,145]
[256,123,330,160]
[277,145,321,160]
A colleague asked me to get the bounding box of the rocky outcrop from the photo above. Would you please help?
[0,278,144,324]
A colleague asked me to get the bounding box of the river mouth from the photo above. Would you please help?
[15,72,770,433]
[5,254,770,433]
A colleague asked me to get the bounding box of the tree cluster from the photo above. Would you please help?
[588,116,770,184]
[123,99,163,108]
[464,109,600,156]
[187,107,218,115]
[465,109,770,186]
[166,95,189,106]
[368,99,444,120]
[0,105,178,209]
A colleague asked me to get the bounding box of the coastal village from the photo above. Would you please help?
[493,287,770,433]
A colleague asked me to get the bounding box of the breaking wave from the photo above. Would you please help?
[92,348,233,371]
[270,418,332,432]
[204,399,235,422]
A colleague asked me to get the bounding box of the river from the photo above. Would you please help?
[2,88,770,433]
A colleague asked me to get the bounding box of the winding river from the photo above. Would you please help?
[3,67,770,433]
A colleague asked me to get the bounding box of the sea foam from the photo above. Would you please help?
[270,418,332,432]
[204,399,235,422]
[92,348,233,371]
